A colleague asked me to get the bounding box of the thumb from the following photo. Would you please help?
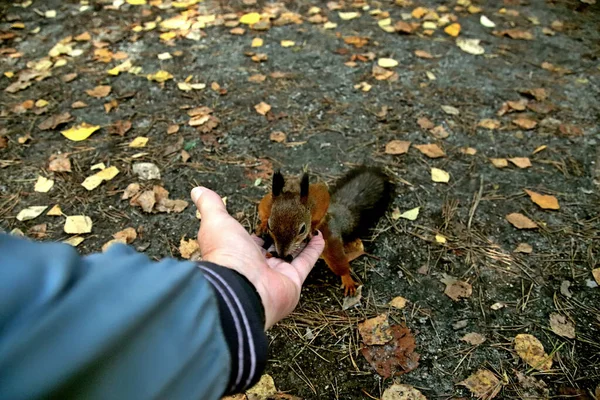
[290,231,325,281]
[191,187,228,221]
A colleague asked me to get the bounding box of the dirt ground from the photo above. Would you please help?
[1,0,599,398]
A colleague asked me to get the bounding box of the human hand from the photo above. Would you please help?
[191,187,325,329]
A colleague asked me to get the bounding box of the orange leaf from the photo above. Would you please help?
[506,213,538,229]
[524,190,559,210]
[414,143,445,158]
[385,140,411,155]
[509,157,532,169]
[444,23,461,37]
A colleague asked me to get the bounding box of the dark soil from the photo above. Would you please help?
[1,0,599,398]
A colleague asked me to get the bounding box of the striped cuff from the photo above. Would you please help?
[198,262,267,395]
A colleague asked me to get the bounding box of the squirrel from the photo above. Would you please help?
[256,166,393,296]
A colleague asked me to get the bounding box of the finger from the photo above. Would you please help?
[290,231,325,281]
[251,234,264,247]
[266,257,287,269]
[191,187,230,221]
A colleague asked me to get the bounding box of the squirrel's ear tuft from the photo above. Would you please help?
[300,173,309,203]
[272,170,285,197]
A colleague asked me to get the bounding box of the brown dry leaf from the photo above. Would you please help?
[506,213,538,229]
[75,31,91,41]
[385,140,410,155]
[514,334,552,371]
[509,157,532,169]
[251,53,268,62]
[514,243,533,253]
[507,99,528,111]
[496,29,534,40]
[478,119,501,130]
[167,124,179,135]
[270,131,286,143]
[71,101,88,109]
[132,190,156,213]
[122,183,141,199]
[361,324,420,378]
[38,112,73,131]
[64,215,93,234]
[592,269,600,285]
[519,88,548,102]
[230,27,245,35]
[62,73,78,83]
[459,369,502,400]
[358,314,393,345]
[389,296,407,310]
[558,124,583,138]
[104,99,118,113]
[414,50,434,59]
[417,117,435,130]
[113,227,137,244]
[394,21,418,34]
[0,136,7,149]
[415,143,445,158]
[179,237,201,260]
[181,150,190,163]
[102,238,127,252]
[110,120,132,136]
[381,384,426,400]
[246,374,277,399]
[344,36,369,48]
[411,7,429,18]
[155,198,189,214]
[460,147,477,155]
[86,85,111,98]
[254,102,271,116]
[248,74,267,83]
[48,153,72,172]
[27,223,47,239]
[549,313,575,339]
[490,158,508,168]
[441,274,472,301]
[461,332,486,346]
[524,190,559,210]
[372,65,396,81]
[430,125,449,139]
[513,118,537,130]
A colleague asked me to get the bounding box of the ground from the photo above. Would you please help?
[1,0,599,398]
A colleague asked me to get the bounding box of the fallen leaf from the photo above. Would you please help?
[378,58,398,68]
[432,125,450,138]
[361,324,420,378]
[147,70,173,83]
[513,118,537,130]
[431,168,450,183]
[460,147,477,155]
[381,384,426,400]
[435,234,447,244]
[132,162,161,180]
[358,314,393,345]
[478,119,501,130]
[122,183,140,200]
[338,11,360,20]
[38,112,73,130]
[129,136,148,148]
[240,12,260,25]
[254,102,271,115]
[524,190,559,210]
[480,15,496,28]
[280,40,295,47]
[63,236,85,247]
[506,213,538,229]
[27,223,47,239]
[354,81,372,92]
[444,23,461,37]
[110,120,132,136]
[558,124,583,138]
[389,296,407,309]
[415,143,445,158]
[248,74,266,83]
[417,117,435,130]
[395,21,417,34]
[441,274,472,301]
[112,227,137,244]
[461,332,486,346]
[497,29,534,40]
[459,369,502,399]
[71,101,88,109]
[270,131,286,143]
[519,88,548,102]
[34,176,54,193]
[342,285,363,310]
[514,243,533,253]
[490,158,508,168]
[414,50,433,59]
[385,140,410,155]
[48,153,71,172]
[167,124,179,135]
[509,157,532,169]
[491,302,506,310]
[16,205,48,221]
[549,313,575,339]
[514,333,552,371]
[75,31,91,41]
[456,38,485,55]
[47,204,62,216]
[61,123,100,142]
[411,7,428,18]
[64,215,93,234]
[399,207,419,221]
[592,269,600,285]
[441,105,459,115]
[86,85,111,98]
[81,166,120,191]
[246,374,277,399]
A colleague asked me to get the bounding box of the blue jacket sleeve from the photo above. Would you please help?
[0,233,265,400]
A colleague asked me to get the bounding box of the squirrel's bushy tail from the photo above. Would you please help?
[328,166,393,240]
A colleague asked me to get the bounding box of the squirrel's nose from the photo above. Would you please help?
[283,254,294,263]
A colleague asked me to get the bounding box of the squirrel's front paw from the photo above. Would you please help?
[341,274,358,297]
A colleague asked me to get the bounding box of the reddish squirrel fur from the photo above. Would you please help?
[256,167,393,295]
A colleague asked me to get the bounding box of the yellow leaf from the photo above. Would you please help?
[254,102,271,115]
[64,215,93,234]
[514,334,552,371]
[159,31,177,41]
[16,206,48,221]
[34,176,54,193]
[490,158,508,168]
[47,204,62,216]
[592,268,600,285]
[147,70,173,82]
[35,99,48,108]
[240,12,261,25]
[107,60,132,76]
[5,71,15,78]
[63,236,85,247]
[323,22,337,29]
[389,296,407,309]
[524,190,559,210]
[338,11,360,20]
[459,369,501,399]
[435,234,447,244]
[129,136,149,148]
[378,58,398,68]
[444,23,461,37]
[61,123,100,142]
[251,37,263,47]
[281,40,295,47]
[431,167,450,183]
[399,207,420,221]
[81,166,120,191]
[91,162,106,170]
[126,0,146,4]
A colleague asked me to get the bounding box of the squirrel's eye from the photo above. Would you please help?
[298,223,306,235]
